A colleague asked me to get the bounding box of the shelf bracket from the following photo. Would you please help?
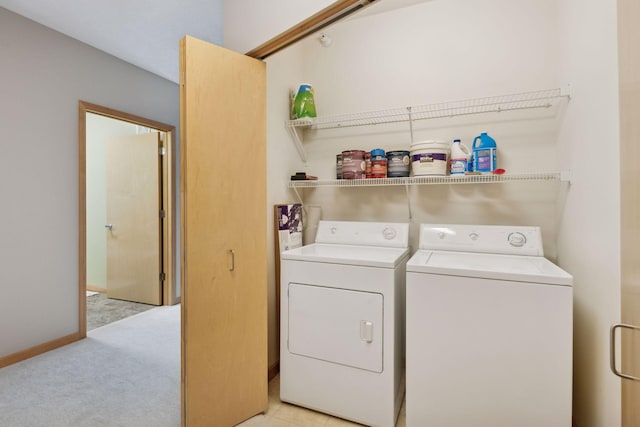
[561,84,572,100]
[286,125,307,163]
[407,106,415,144]
[291,184,304,208]
[405,182,413,220]
[560,170,572,184]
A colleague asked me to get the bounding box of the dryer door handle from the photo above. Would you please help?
[360,321,374,343]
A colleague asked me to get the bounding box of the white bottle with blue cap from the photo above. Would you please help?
[449,139,471,175]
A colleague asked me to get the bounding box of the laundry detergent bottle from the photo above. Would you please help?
[472,132,497,172]
[291,84,317,120]
[449,139,471,175]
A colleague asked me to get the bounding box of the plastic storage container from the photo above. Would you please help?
[336,154,343,179]
[410,140,450,176]
[387,151,410,177]
[341,150,366,179]
[472,132,497,173]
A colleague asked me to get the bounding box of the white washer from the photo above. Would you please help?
[280,220,410,427]
[406,224,573,427]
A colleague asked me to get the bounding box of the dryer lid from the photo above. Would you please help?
[406,250,573,286]
[281,243,410,268]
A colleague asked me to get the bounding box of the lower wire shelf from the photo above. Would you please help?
[288,172,568,188]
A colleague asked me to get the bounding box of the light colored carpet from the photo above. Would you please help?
[0,305,180,427]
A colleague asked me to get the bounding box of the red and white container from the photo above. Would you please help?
[341,150,366,179]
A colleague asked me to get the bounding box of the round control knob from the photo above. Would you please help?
[508,232,527,247]
[438,231,446,239]
[331,227,337,234]
[383,227,397,240]
[469,232,479,241]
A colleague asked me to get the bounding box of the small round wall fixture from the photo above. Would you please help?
[319,33,333,47]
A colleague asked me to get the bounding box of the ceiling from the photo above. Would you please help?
[0,0,431,84]
[0,0,223,83]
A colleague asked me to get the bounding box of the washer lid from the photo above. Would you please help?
[406,250,573,286]
[281,243,410,268]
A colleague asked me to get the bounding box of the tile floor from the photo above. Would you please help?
[239,375,406,427]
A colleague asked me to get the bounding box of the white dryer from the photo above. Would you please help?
[406,224,573,427]
[280,220,410,427]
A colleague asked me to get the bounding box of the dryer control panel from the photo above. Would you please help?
[418,224,543,256]
[315,221,410,248]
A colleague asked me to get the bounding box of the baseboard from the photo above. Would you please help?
[0,332,83,368]
[86,284,106,293]
[268,361,279,381]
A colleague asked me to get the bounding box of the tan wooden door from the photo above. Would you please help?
[106,132,162,306]
[618,1,640,425]
[180,36,267,426]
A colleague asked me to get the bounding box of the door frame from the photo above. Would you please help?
[78,101,177,337]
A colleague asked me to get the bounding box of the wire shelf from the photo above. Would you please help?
[288,172,565,188]
[286,87,569,130]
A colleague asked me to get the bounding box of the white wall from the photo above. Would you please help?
[273,0,563,253]
[0,7,179,359]
[86,113,139,289]
[266,0,622,425]
[223,0,335,53]
[556,0,621,426]
[265,46,307,367]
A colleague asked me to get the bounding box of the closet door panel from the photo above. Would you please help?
[180,35,267,427]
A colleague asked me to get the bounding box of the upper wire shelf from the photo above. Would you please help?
[286,87,570,131]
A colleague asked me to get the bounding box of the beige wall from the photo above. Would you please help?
[0,7,179,358]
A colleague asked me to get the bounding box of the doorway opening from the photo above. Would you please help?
[78,101,177,336]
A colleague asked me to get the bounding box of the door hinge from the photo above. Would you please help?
[159,210,166,218]
[160,272,166,281]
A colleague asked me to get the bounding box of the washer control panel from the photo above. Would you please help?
[316,221,409,248]
[420,224,543,256]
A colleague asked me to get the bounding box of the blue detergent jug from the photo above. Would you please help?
[472,132,497,172]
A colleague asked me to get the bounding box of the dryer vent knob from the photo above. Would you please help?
[383,227,397,240]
